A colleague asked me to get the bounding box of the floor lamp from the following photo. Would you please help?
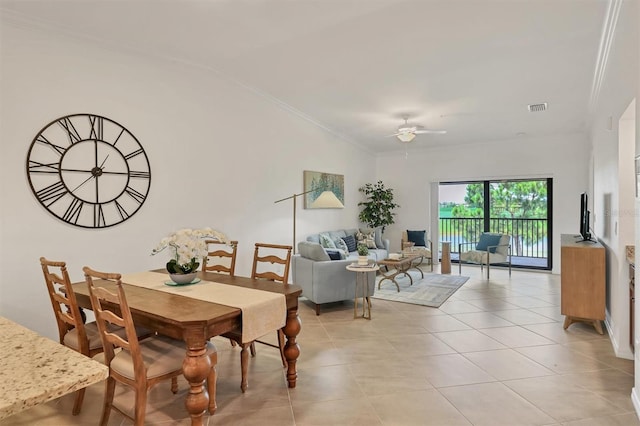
[274,190,344,254]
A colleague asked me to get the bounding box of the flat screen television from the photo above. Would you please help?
[578,192,593,242]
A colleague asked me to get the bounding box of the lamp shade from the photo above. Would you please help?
[310,191,344,209]
[396,132,416,142]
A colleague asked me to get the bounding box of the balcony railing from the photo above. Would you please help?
[439,217,548,259]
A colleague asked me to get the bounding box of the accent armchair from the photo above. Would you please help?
[401,230,434,271]
[458,233,512,279]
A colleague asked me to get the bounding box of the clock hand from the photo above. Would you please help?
[70,174,95,193]
[98,154,109,169]
[60,167,97,173]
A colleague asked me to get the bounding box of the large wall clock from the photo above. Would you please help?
[26,113,151,228]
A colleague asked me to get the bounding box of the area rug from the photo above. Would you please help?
[372,272,469,308]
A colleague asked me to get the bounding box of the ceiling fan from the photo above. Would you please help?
[388,117,447,143]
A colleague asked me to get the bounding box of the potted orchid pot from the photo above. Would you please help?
[151,227,227,284]
[357,243,369,265]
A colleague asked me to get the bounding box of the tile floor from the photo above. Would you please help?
[3,266,639,425]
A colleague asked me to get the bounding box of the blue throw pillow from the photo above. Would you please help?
[407,230,426,247]
[342,234,357,252]
[325,250,342,260]
[475,234,502,253]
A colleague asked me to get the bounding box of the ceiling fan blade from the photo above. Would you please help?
[414,129,447,134]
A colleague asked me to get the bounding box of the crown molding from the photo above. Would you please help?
[588,0,623,114]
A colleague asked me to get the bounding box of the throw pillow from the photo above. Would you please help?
[297,242,330,261]
[334,237,349,253]
[407,230,427,247]
[319,233,337,249]
[476,233,502,253]
[357,229,377,249]
[342,234,357,252]
[325,250,342,260]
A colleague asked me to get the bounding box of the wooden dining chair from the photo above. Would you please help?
[40,257,103,415]
[202,240,238,276]
[224,243,292,392]
[83,266,218,425]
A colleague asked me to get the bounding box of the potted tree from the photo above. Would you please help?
[358,181,399,232]
[357,243,369,265]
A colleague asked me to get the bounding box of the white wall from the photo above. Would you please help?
[375,132,589,274]
[591,0,638,361]
[634,0,640,417]
[0,18,376,339]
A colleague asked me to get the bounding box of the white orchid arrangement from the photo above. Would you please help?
[151,227,228,274]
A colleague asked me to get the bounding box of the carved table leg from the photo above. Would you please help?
[282,307,302,388]
[240,343,250,392]
[183,332,212,426]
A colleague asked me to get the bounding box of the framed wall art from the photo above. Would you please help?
[303,170,344,209]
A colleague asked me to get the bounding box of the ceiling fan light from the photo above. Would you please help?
[396,132,415,142]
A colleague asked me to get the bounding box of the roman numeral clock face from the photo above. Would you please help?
[26,114,151,228]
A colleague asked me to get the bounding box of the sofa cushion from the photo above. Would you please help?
[334,237,349,253]
[298,242,330,261]
[342,234,357,252]
[407,230,427,247]
[328,230,347,241]
[306,234,321,244]
[319,233,337,249]
[476,233,502,253]
[374,227,385,249]
[344,228,358,238]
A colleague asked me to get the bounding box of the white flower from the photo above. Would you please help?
[152,227,228,273]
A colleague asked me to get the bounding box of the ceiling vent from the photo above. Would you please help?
[528,102,548,112]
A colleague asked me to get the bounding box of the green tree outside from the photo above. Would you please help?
[441,180,548,256]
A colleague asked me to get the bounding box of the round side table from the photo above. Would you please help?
[346,263,379,319]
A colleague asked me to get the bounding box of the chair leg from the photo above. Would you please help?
[71,387,86,415]
[134,382,148,426]
[100,377,116,426]
[170,377,178,394]
[315,303,321,316]
[229,338,237,347]
[277,330,287,368]
[207,352,218,414]
[249,341,256,357]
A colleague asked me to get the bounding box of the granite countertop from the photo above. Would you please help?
[627,245,635,266]
[0,316,108,420]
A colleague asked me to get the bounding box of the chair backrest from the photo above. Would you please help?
[202,240,238,276]
[83,267,144,375]
[402,230,428,248]
[251,243,292,284]
[40,257,89,354]
[475,233,510,256]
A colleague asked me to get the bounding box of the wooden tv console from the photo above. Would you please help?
[560,233,606,334]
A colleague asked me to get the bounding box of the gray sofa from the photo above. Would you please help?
[292,228,389,315]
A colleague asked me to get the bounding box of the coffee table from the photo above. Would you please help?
[377,254,424,292]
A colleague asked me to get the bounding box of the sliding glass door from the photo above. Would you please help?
[439,178,552,270]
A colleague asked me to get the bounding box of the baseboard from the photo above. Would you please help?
[605,310,634,360]
[631,388,640,420]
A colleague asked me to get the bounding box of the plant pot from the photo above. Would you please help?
[357,256,369,266]
[169,272,198,284]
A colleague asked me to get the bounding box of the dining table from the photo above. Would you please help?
[71,269,302,426]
